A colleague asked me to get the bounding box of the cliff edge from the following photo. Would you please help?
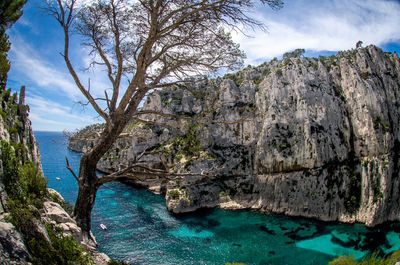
[0,87,110,264]
[70,45,400,227]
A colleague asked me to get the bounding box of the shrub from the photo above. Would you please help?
[169,189,180,200]
[1,140,21,199]
[27,224,94,265]
[19,161,48,208]
[360,72,369,80]
[170,123,202,160]
[1,141,91,264]
[329,249,400,265]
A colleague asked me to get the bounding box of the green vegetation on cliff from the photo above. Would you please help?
[1,140,94,265]
[329,250,400,265]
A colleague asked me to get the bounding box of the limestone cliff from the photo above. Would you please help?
[69,45,400,227]
[0,87,110,264]
[0,87,42,264]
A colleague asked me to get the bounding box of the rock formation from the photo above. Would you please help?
[0,88,110,264]
[69,45,400,227]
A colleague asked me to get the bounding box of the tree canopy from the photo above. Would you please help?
[283,48,305,59]
[45,0,284,244]
[0,0,26,89]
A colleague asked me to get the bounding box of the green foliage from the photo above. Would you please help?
[0,0,26,29]
[7,199,41,238]
[13,142,25,161]
[373,116,382,129]
[8,202,92,265]
[1,88,25,138]
[373,116,391,133]
[0,28,10,88]
[1,141,48,208]
[1,140,92,264]
[371,180,383,203]
[0,0,26,88]
[1,87,10,101]
[224,72,244,86]
[1,140,20,196]
[19,161,48,207]
[170,123,202,160]
[329,249,400,265]
[0,109,6,120]
[26,224,94,265]
[283,48,305,59]
[360,72,370,80]
[219,191,228,197]
[168,189,180,200]
[345,166,362,214]
[124,120,142,132]
[318,55,338,72]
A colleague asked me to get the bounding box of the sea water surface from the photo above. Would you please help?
[36,131,400,265]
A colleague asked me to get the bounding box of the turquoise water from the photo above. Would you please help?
[36,131,400,265]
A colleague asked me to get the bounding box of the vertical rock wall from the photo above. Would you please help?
[70,45,400,226]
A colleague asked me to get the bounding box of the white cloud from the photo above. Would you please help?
[9,34,113,101]
[26,94,99,131]
[10,38,83,99]
[234,0,400,64]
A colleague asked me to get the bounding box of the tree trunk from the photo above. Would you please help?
[72,121,128,247]
[73,154,100,247]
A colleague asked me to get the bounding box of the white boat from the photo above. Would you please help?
[56,177,61,180]
[100,224,107,230]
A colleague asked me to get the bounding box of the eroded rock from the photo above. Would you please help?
[70,45,400,226]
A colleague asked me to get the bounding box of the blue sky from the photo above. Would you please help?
[6,0,400,132]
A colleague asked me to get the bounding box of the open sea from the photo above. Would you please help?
[35,131,400,265]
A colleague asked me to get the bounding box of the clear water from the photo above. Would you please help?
[36,131,400,265]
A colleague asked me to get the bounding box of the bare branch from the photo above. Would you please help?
[44,0,283,234]
[66,156,79,182]
[48,0,110,123]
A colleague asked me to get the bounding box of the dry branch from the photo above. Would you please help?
[65,156,79,182]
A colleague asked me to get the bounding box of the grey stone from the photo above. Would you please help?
[70,45,400,227]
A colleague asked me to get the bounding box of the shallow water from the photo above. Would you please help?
[36,131,400,265]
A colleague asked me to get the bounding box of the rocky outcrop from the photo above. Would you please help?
[0,86,42,170]
[0,221,31,265]
[0,88,110,264]
[42,189,111,265]
[70,45,400,227]
[0,87,41,264]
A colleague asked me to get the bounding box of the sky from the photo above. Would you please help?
[6,0,400,132]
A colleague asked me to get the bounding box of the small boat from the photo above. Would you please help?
[100,224,107,230]
[56,177,61,180]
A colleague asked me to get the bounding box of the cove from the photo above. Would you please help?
[36,131,400,265]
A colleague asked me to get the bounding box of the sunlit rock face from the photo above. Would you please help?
[71,45,400,226]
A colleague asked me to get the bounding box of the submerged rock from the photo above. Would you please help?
[70,45,400,227]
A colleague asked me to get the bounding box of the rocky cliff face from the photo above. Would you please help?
[0,86,42,170]
[0,87,42,264]
[0,88,110,264]
[70,45,400,227]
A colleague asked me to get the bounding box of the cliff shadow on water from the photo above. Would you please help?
[38,131,400,264]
